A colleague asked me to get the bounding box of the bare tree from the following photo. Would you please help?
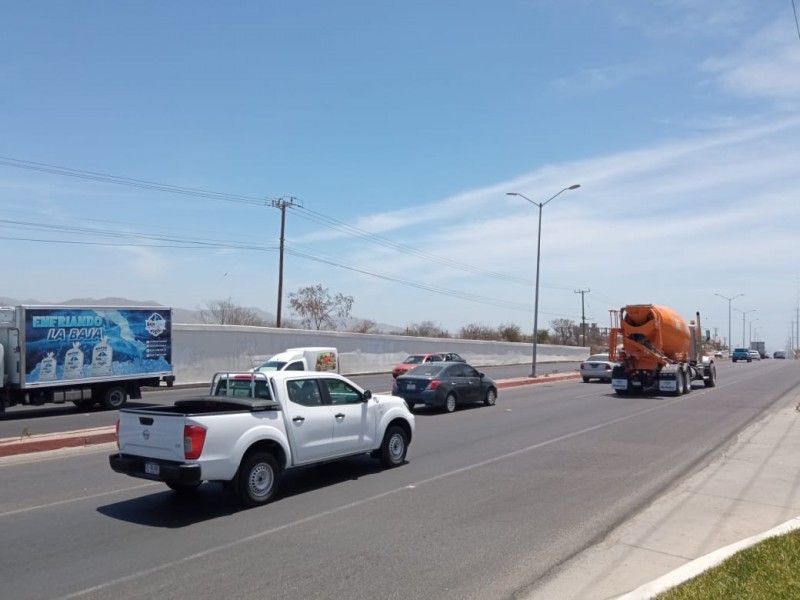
[549,318,578,345]
[288,284,354,330]
[350,319,379,334]
[405,321,450,338]
[459,323,497,341]
[498,323,524,342]
[200,298,269,326]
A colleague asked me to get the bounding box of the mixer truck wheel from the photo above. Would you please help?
[673,371,684,397]
[683,367,692,395]
[704,364,717,388]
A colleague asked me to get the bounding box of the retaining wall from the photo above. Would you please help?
[173,324,588,384]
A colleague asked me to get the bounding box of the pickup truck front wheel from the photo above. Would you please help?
[236,452,281,508]
[379,426,408,468]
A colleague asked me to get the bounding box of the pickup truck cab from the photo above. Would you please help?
[109,371,414,507]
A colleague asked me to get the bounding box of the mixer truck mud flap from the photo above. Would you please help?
[611,366,631,393]
[658,375,678,394]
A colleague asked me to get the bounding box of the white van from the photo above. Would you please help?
[252,347,339,373]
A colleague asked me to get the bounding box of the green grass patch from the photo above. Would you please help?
[656,529,800,599]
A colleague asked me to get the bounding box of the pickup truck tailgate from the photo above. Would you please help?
[117,410,187,461]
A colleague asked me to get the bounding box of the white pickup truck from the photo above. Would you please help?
[109,371,415,507]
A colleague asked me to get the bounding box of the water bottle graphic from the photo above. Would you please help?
[90,336,114,376]
[63,342,85,379]
[39,352,58,381]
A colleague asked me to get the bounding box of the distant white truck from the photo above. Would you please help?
[109,370,414,507]
[252,347,339,373]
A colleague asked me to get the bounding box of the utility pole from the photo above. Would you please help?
[574,288,590,347]
[271,197,299,328]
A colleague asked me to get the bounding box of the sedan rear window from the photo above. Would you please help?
[587,354,610,361]
[406,364,446,376]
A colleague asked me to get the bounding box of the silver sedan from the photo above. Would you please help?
[580,353,616,383]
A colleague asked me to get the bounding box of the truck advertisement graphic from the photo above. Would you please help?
[23,308,172,386]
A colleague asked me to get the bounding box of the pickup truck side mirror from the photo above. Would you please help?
[362,390,372,402]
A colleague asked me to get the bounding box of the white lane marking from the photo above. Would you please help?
[0,483,158,518]
[57,397,691,599]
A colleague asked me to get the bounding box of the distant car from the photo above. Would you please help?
[392,362,497,413]
[713,351,724,358]
[580,353,615,383]
[731,348,751,363]
[774,350,787,359]
[434,352,467,363]
[392,353,444,379]
[749,350,761,361]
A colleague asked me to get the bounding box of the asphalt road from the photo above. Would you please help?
[1,360,797,599]
[0,362,581,438]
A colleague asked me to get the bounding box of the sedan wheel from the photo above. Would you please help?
[484,388,497,406]
[444,393,457,413]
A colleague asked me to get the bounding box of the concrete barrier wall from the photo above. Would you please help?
[173,324,589,384]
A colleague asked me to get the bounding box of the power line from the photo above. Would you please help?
[0,156,587,320]
[0,155,538,287]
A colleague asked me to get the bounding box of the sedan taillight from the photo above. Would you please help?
[427,380,441,391]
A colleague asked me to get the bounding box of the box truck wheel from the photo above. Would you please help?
[102,386,127,410]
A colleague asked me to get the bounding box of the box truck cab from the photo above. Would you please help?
[252,347,339,373]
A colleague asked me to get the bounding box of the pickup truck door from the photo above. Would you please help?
[281,379,334,464]
[321,377,377,455]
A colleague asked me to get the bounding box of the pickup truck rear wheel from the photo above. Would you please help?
[236,452,281,507]
[379,426,408,468]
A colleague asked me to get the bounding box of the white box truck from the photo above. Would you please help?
[251,347,339,373]
[0,305,175,412]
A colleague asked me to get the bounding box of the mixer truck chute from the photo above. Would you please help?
[608,304,717,396]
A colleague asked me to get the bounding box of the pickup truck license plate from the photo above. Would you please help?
[144,462,160,476]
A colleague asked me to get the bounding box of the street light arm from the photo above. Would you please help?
[714,292,744,302]
[542,184,581,208]
[507,184,581,208]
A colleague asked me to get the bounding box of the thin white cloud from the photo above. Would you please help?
[701,18,800,105]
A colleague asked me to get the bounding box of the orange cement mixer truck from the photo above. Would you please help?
[608,304,717,396]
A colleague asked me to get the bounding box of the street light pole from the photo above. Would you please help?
[714,292,743,355]
[507,184,581,377]
[734,308,756,348]
[749,318,760,346]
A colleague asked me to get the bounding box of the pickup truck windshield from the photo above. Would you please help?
[255,361,285,372]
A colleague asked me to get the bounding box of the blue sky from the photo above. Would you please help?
[2,1,799,352]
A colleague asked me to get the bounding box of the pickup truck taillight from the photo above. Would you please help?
[115,419,120,449]
[184,425,207,460]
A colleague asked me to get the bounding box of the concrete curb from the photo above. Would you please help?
[0,373,581,457]
[615,516,800,599]
[0,426,116,457]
